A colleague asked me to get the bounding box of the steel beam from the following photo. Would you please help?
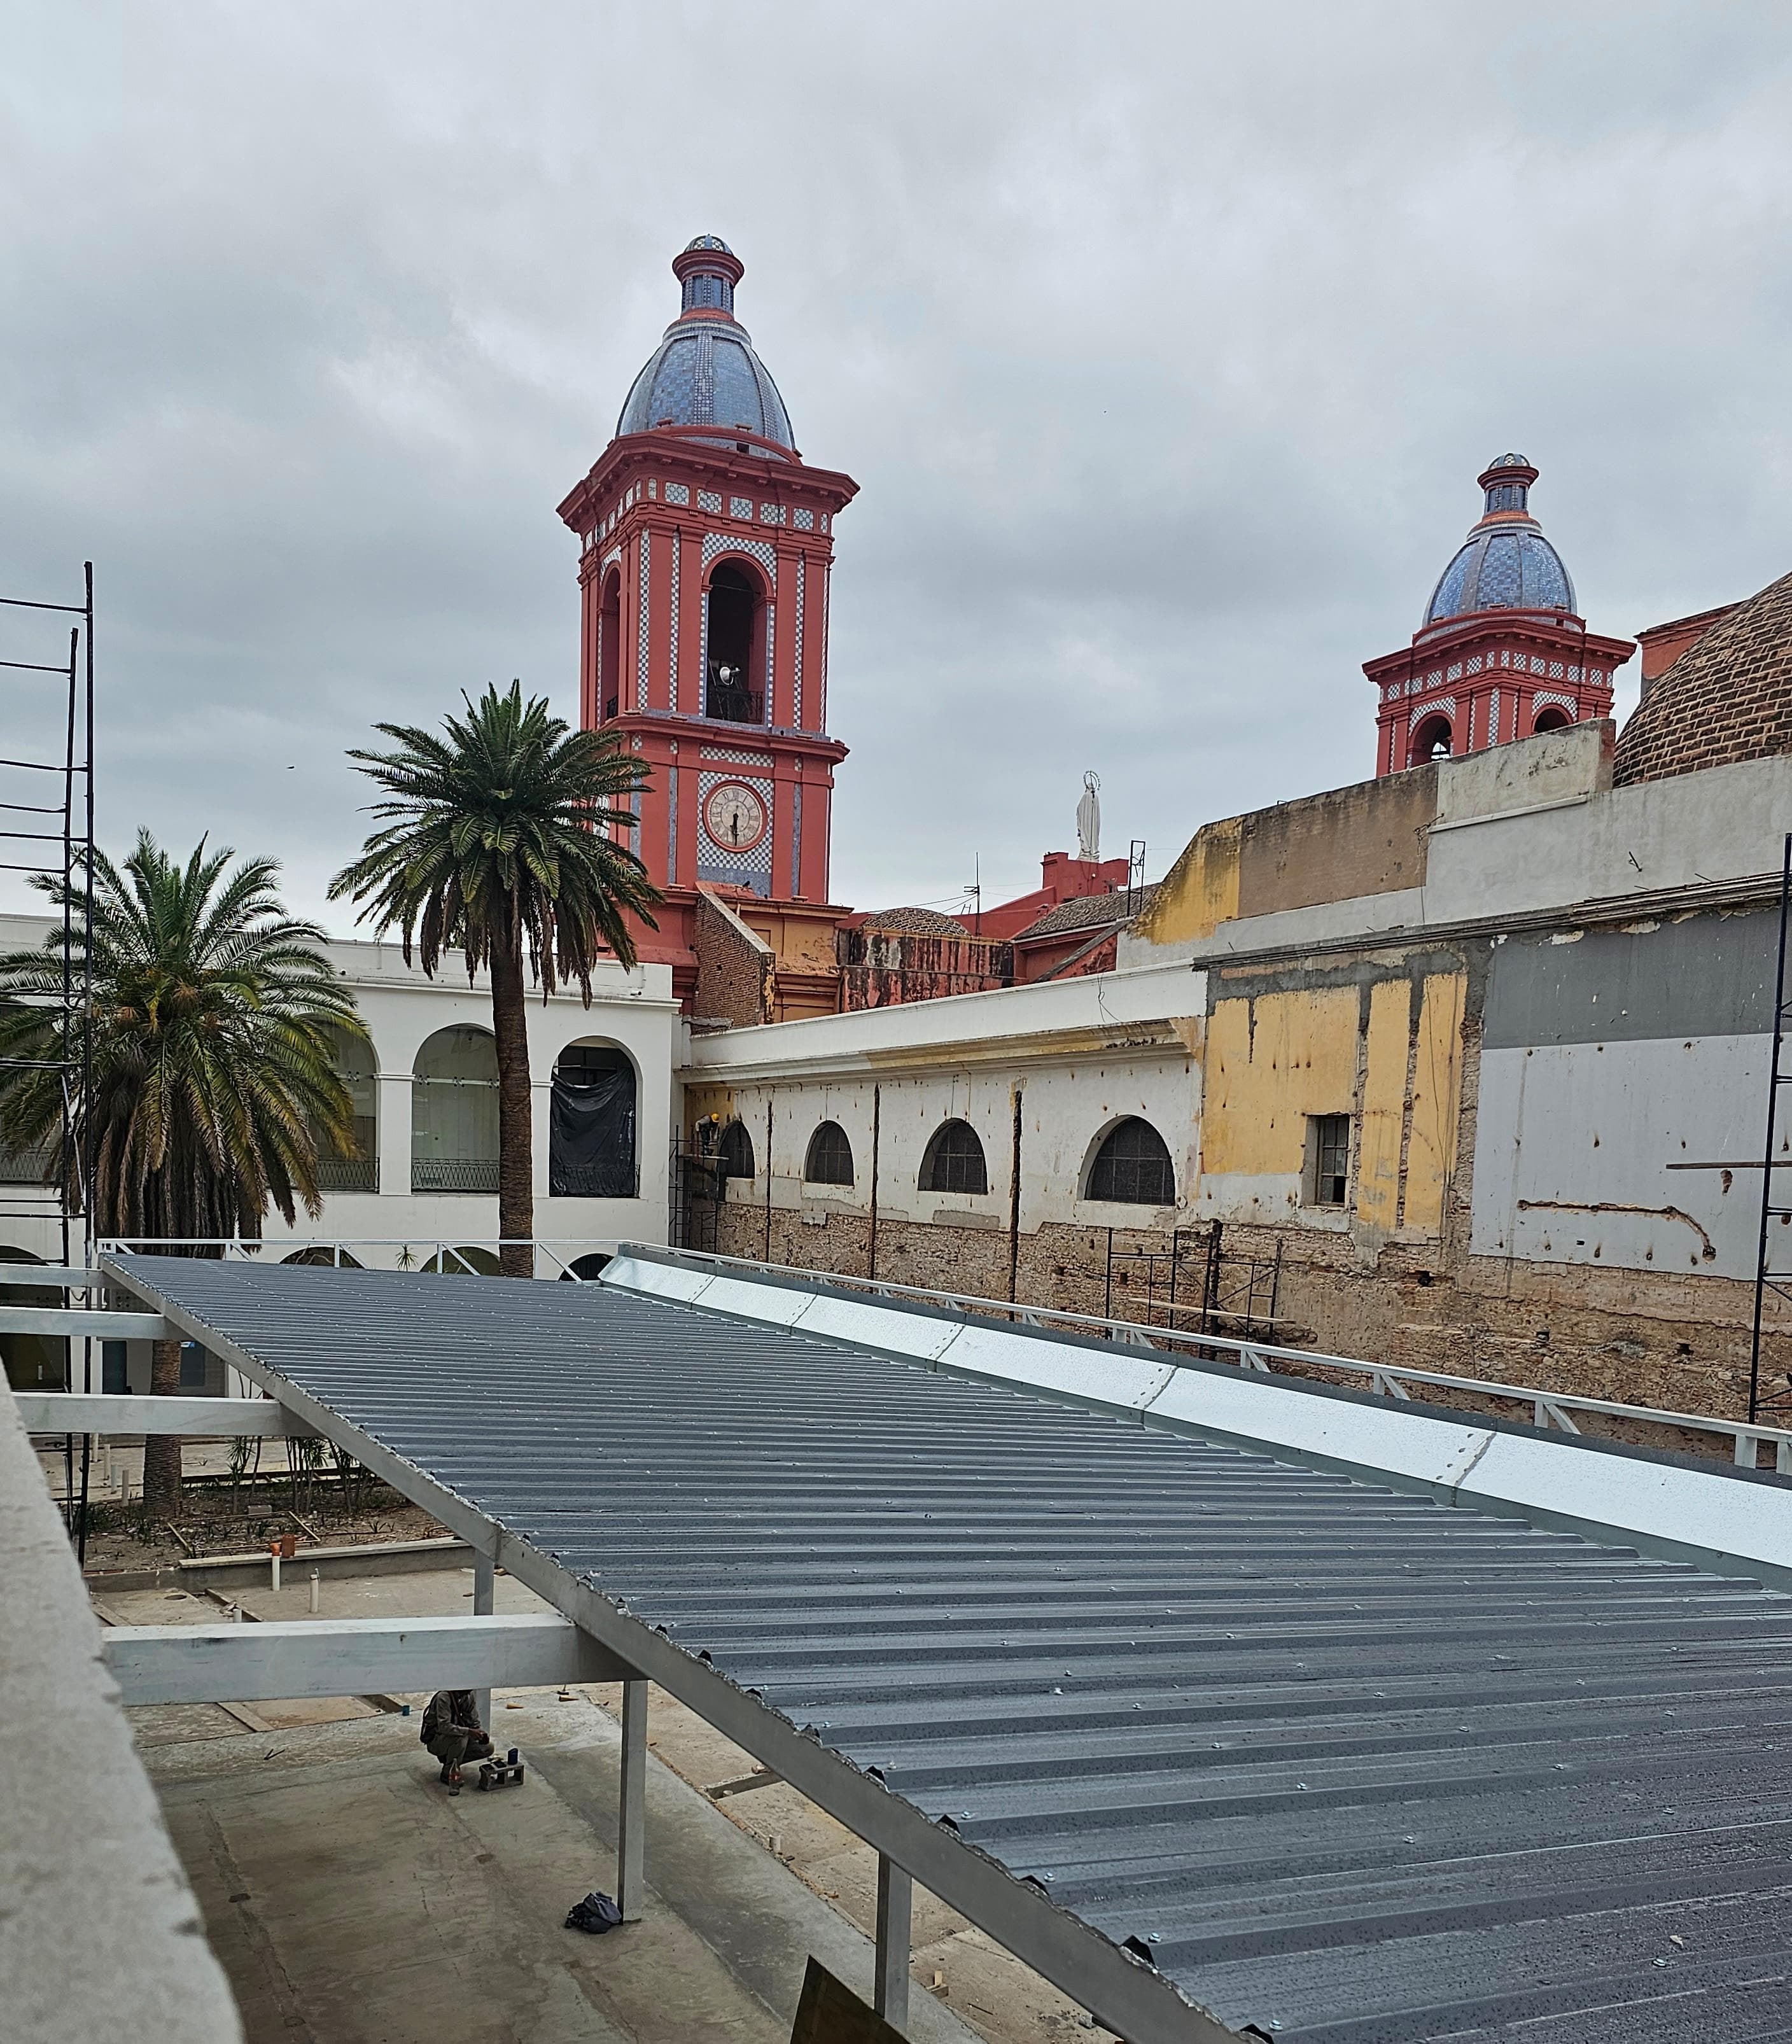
[473,1549,496,1734]
[875,1854,913,2028]
[619,1677,648,1921]
[0,1308,169,1340]
[101,1613,636,1705]
[12,1393,314,1437]
[0,1264,104,1287]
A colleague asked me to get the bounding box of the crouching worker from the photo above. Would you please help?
[421,1688,493,1792]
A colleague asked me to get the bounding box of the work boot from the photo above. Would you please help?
[438,1761,454,1784]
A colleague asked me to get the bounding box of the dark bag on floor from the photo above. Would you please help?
[564,1891,624,1935]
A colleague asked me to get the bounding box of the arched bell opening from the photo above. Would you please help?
[705,563,766,724]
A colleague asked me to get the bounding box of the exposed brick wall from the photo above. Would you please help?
[693,888,774,1027]
[714,1196,1785,1435]
[1614,567,1792,786]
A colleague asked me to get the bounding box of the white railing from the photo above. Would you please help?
[659,1247,1792,1476]
[94,1237,620,1281]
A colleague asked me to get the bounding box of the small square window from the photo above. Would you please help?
[1308,1114,1351,1207]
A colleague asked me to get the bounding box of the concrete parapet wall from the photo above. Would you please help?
[0,1390,242,2043]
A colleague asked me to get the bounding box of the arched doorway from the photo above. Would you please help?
[550,1042,638,1198]
[705,563,764,723]
[1533,704,1571,734]
[317,1027,377,1192]
[411,1026,500,1193]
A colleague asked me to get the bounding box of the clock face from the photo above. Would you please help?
[703,780,767,854]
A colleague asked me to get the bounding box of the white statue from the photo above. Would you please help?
[1077,770,1101,863]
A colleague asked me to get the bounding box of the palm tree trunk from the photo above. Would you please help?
[142,1336,184,1518]
[489,936,535,1278]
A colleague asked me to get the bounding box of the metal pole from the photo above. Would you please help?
[866,1085,880,1281]
[1006,1086,1023,1311]
[618,1677,648,1921]
[1747,830,1792,1424]
[763,1098,773,1264]
[874,1853,911,2026]
[473,1550,495,1732]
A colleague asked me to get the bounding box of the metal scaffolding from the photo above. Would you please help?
[0,564,95,1544]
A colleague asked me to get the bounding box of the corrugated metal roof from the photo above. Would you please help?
[109,1255,1792,2043]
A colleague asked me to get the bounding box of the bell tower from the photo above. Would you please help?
[1365,454,1633,775]
[557,236,858,1014]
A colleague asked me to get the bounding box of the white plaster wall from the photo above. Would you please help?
[714,1052,1201,1235]
[0,917,680,1268]
[1470,1035,1770,1280]
[1119,748,1792,971]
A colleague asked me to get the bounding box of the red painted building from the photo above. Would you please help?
[557,236,858,1015]
[1366,454,1634,774]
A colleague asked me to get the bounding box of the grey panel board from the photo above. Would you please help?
[106,1255,1792,2044]
[1483,909,1779,1047]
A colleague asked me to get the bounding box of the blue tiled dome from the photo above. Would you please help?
[616,237,795,452]
[1423,454,1577,627]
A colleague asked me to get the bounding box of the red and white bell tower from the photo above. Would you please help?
[1366,454,1633,775]
[557,236,858,1012]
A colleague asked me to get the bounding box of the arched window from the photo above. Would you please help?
[420,1245,502,1275]
[550,1041,638,1198]
[920,1119,988,1195]
[718,1119,755,1180]
[804,1121,853,1186]
[599,568,622,722]
[316,1027,377,1192]
[281,1245,364,1269]
[705,563,763,723]
[1532,704,1571,734]
[559,1251,613,1282]
[1087,1118,1175,1205]
[1412,714,1452,763]
[411,1026,499,1193]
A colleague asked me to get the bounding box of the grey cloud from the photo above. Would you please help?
[1,0,1789,924]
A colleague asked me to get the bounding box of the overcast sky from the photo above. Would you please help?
[3,1,1790,931]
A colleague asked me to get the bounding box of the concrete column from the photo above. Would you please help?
[472,1551,494,1733]
[874,1854,911,2027]
[377,1074,412,1200]
[619,1677,648,1921]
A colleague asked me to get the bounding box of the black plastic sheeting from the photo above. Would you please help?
[108,1256,1792,2044]
[549,1060,635,1199]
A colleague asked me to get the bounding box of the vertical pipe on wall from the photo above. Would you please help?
[867,1085,881,1280]
[764,1098,774,1264]
[1007,1086,1024,1309]
[1748,831,1792,1425]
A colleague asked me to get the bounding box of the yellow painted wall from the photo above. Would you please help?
[1354,979,1410,1232]
[1403,972,1464,1233]
[1201,986,1358,1177]
[1133,815,1242,948]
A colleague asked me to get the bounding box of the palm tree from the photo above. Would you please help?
[329,682,660,1278]
[0,833,365,1516]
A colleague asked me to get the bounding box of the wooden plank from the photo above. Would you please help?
[788,1960,906,2044]
[0,1308,170,1339]
[101,1613,636,1704]
[13,1394,312,1438]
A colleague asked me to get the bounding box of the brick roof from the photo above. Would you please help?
[857,905,969,935]
[1613,567,1792,786]
[1015,884,1157,941]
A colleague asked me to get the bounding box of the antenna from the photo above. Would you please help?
[1127,839,1146,913]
